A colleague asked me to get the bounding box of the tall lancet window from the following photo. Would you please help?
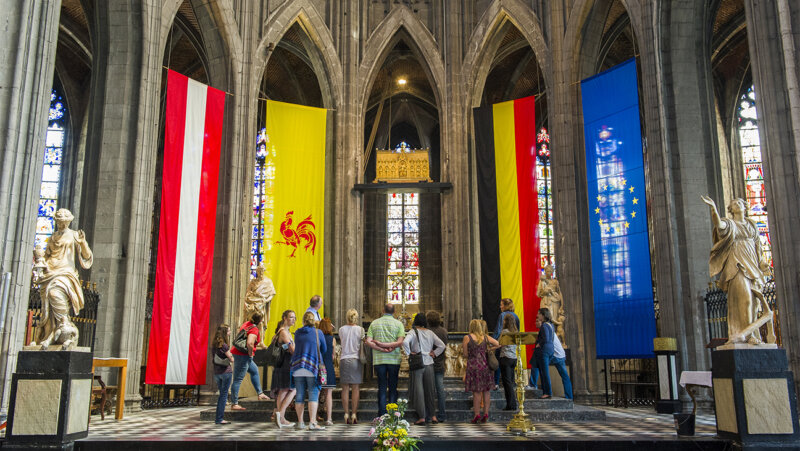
[35,89,67,249]
[537,127,554,267]
[251,127,275,278]
[386,143,420,304]
[737,86,772,266]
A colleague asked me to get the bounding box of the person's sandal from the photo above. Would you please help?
[470,414,481,424]
[325,420,334,426]
[258,393,271,401]
[308,423,326,430]
[231,404,246,411]
[351,414,358,424]
[481,413,488,423]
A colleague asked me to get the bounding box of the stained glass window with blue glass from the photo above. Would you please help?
[35,89,67,250]
[737,86,772,267]
[251,127,276,277]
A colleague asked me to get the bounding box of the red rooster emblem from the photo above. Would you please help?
[275,211,316,257]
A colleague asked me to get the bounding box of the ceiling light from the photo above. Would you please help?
[397,78,407,86]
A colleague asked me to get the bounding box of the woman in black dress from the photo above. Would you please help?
[271,310,296,428]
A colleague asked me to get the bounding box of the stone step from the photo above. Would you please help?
[236,396,571,412]
[263,387,544,401]
[199,403,605,423]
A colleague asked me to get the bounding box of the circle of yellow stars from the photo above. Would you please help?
[593,177,640,233]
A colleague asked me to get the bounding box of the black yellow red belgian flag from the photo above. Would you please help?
[474,95,540,362]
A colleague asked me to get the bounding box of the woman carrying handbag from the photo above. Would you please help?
[463,319,500,423]
[211,324,234,424]
[403,313,446,425]
[290,312,327,430]
[270,310,296,428]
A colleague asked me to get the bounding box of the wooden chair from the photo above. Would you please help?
[90,375,109,421]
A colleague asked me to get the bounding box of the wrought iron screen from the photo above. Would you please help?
[27,281,99,350]
[704,279,781,347]
[603,358,658,407]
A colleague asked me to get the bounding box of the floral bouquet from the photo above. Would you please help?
[370,399,422,451]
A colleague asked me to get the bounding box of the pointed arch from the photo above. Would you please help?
[161,0,244,92]
[357,5,445,114]
[463,0,551,108]
[563,0,616,80]
[255,0,343,110]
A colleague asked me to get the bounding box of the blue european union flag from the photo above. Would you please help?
[581,59,656,359]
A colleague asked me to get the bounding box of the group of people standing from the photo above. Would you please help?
[210,296,572,428]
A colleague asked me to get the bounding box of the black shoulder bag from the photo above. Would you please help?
[407,328,424,371]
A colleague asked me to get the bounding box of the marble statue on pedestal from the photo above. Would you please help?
[537,264,566,345]
[701,196,776,346]
[33,209,93,350]
[241,265,276,340]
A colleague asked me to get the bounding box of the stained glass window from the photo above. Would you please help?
[737,86,772,266]
[35,89,67,249]
[386,191,420,304]
[537,127,554,268]
[250,127,276,278]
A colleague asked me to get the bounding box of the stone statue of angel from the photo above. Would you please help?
[34,209,93,350]
[241,265,276,341]
[701,195,776,346]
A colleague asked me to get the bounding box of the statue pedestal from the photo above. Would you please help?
[711,348,799,449]
[6,350,93,449]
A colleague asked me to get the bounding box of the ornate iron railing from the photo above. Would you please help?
[26,281,100,350]
[603,358,658,407]
[141,383,200,409]
[703,279,781,347]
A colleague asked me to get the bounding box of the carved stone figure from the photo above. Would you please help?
[34,209,93,350]
[31,247,46,282]
[537,264,566,345]
[444,343,466,378]
[701,195,776,346]
[241,265,276,339]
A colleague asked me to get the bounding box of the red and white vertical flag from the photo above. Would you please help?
[145,70,225,385]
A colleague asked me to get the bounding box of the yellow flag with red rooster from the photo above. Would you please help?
[261,100,326,340]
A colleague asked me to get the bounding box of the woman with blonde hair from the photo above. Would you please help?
[270,310,296,428]
[290,311,327,430]
[462,319,500,423]
[338,308,365,424]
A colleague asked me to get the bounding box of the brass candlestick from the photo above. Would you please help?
[502,331,538,433]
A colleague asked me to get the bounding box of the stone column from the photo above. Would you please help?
[550,0,606,403]
[78,0,165,409]
[744,0,800,398]
[638,0,720,396]
[441,1,473,331]
[333,0,364,326]
[0,0,62,412]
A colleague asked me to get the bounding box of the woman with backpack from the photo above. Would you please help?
[230,312,270,411]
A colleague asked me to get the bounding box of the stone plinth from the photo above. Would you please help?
[711,348,799,448]
[6,350,93,449]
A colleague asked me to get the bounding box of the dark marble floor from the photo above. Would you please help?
[73,405,731,450]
